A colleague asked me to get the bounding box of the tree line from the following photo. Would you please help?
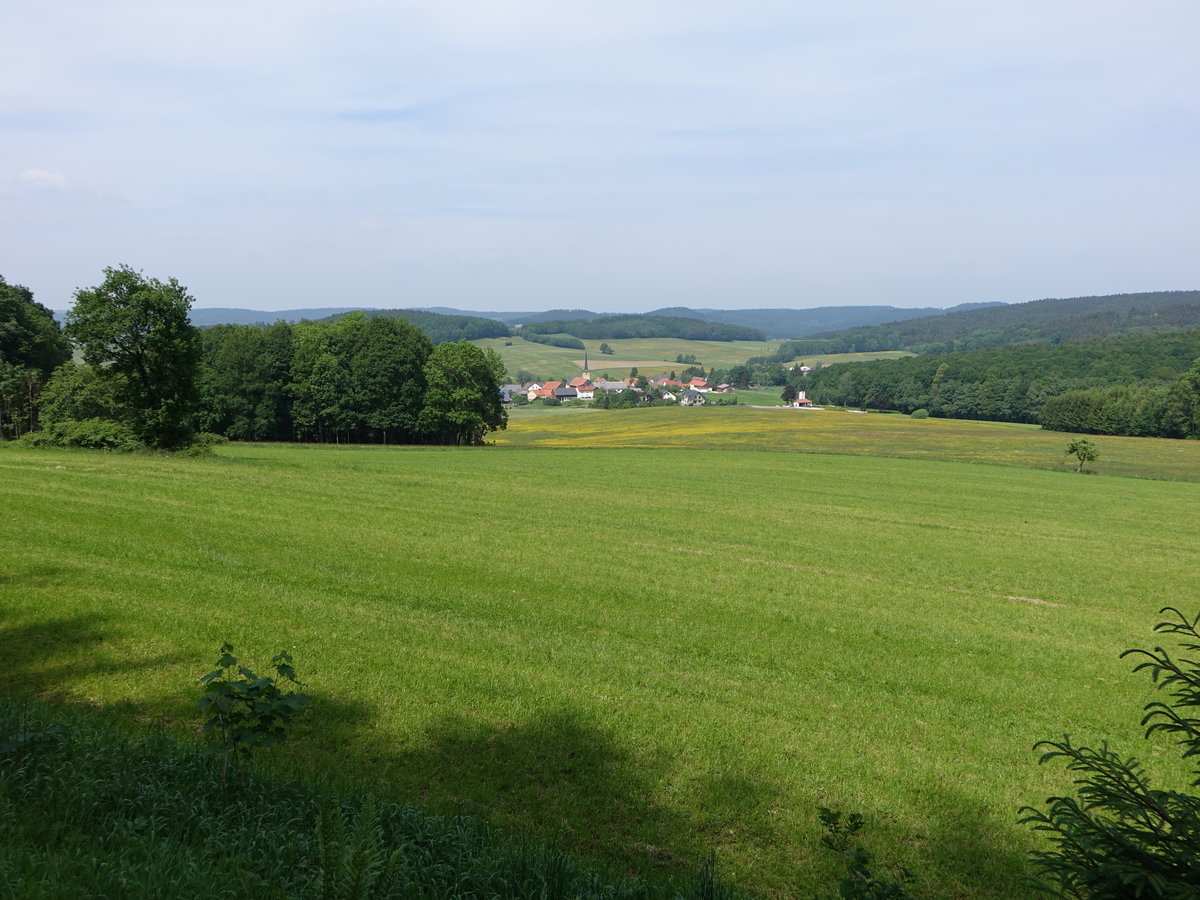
[519,314,766,342]
[199,312,506,445]
[1038,369,1200,439]
[1,268,508,449]
[521,332,585,350]
[0,275,73,440]
[357,309,511,343]
[798,329,1200,433]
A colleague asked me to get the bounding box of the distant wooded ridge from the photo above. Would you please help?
[174,290,1199,351]
[810,290,1200,352]
[181,301,1007,338]
[518,314,766,342]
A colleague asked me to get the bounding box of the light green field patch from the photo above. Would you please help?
[3,439,1198,897]
[477,337,783,380]
[478,337,917,382]
[499,405,1200,482]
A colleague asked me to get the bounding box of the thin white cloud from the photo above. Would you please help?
[17,168,68,190]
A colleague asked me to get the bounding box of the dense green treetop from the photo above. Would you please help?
[418,341,507,445]
[288,312,434,444]
[521,332,585,350]
[1040,358,1200,439]
[195,322,295,442]
[322,309,510,343]
[192,315,512,446]
[66,265,201,449]
[519,314,766,342]
[38,362,124,427]
[0,275,71,377]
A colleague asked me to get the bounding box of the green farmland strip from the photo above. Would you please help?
[474,337,909,381]
[499,404,1200,482]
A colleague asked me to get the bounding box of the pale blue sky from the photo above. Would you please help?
[3,1,1197,312]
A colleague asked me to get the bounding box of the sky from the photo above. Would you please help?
[3,1,1198,314]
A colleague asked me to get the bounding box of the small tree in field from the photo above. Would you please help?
[197,643,311,792]
[1065,438,1098,473]
[1019,607,1200,897]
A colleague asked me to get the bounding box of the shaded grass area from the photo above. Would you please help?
[2,441,1199,896]
[0,697,744,899]
[499,404,1200,481]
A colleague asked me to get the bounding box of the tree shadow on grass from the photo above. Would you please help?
[299,698,736,881]
[0,564,70,588]
[834,785,1036,899]
[297,693,1039,897]
[0,609,185,714]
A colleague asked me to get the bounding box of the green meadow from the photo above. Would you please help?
[3,415,1199,897]
[474,337,909,380]
[500,403,1200,481]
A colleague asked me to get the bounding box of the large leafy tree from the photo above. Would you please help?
[289,318,358,443]
[418,341,507,445]
[0,276,71,439]
[351,315,432,444]
[0,275,71,377]
[66,265,200,449]
[196,322,294,441]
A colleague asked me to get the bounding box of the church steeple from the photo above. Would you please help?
[583,350,590,380]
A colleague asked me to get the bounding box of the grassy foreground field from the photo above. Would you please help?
[3,433,1199,897]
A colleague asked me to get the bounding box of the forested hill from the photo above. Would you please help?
[419,304,1005,334]
[519,314,765,342]
[647,303,1003,338]
[187,307,517,340]
[189,307,373,327]
[810,290,1200,353]
[345,309,511,343]
[801,327,1200,428]
[418,308,609,325]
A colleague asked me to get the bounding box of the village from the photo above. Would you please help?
[500,371,816,408]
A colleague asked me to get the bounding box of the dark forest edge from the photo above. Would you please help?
[795,330,1200,439]
[1,268,508,449]
[520,314,766,342]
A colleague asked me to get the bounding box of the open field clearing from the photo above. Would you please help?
[500,404,1200,481]
[3,438,1199,896]
[474,337,910,380]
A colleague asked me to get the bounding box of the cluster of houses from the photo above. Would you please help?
[500,374,737,406]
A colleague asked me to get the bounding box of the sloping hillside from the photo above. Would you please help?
[812,291,1200,352]
[647,303,1002,338]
